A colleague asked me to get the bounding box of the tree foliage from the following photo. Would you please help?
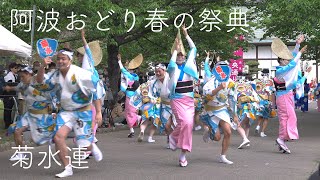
[1,0,255,93]
[245,60,259,76]
[252,0,320,62]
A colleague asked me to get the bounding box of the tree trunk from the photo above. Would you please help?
[107,44,120,98]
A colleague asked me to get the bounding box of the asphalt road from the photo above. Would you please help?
[0,102,319,180]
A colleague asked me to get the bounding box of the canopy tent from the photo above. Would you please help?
[0,25,31,59]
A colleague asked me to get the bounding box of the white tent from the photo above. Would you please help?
[0,25,31,58]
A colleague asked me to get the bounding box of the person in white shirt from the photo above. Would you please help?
[3,62,19,129]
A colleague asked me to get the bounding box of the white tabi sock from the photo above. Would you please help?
[130,128,134,133]
[179,152,186,162]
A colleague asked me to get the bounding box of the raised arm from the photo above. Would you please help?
[117,54,134,79]
[81,29,88,47]
[204,51,212,79]
[277,46,307,76]
[167,38,179,73]
[293,35,304,55]
[81,29,96,72]
[182,24,195,48]
[36,57,52,83]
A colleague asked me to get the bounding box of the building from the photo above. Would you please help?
[243,29,318,82]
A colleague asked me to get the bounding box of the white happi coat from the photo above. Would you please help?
[42,65,98,111]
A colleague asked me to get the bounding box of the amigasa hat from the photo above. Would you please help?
[77,41,103,66]
[128,54,143,70]
[171,29,186,56]
[271,38,293,60]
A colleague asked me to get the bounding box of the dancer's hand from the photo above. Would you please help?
[205,50,211,58]
[296,34,304,44]
[306,66,312,73]
[219,82,227,90]
[52,113,57,119]
[233,116,241,127]
[42,56,52,66]
[96,111,103,127]
[181,24,188,37]
[300,45,307,53]
[81,29,85,39]
[175,38,181,51]
[117,54,122,61]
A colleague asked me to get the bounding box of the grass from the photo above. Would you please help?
[0,128,14,144]
[0,100,15,145]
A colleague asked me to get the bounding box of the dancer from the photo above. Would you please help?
[130,81,159,143]
[150,63,176,147]
[167,25,198,167]
[3,62,19,129]
[201,52,239,164]
[77,29,105,144]
[37,48,103,178]
[255,78,276,137]
[5,67,56,160]
[272,35,310,154]
[235,79,259,149]
[118,53,142,138]
[193,80,203,131]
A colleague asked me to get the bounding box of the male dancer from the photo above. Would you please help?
[37,48,103,177]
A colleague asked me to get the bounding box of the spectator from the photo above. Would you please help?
[0,65,5,97]
[3,62,19,129]
[111,92,126,125]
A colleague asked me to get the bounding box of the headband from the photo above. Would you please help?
[59,50,74,60]
[155,63,166,70]
[19,66,33,74]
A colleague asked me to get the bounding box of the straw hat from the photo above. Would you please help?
[171,29,186,56]
[271,38,293,60]
[77,41,102,66]
[128,54,143,70]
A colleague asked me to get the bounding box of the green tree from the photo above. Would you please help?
[245,60,259,77]
[253,0,320,79]
[1,0,254,93]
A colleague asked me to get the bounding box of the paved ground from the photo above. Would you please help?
[0,102,319,180]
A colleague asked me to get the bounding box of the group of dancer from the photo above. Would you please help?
[119,27,312,167]
[5,29,104,178]
[3,25,313,178]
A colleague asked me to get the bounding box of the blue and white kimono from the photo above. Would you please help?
[275,44,308,99]
[14,77,56,145]
[130,82,160,127]
[236,81,260,125]
[81,44,106,101]
[38,65,98,147]
[201,77,237,140]
[149,73,176,133]
[255,80,272,119]
[167,35,198,99]
[118,61,139,98]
